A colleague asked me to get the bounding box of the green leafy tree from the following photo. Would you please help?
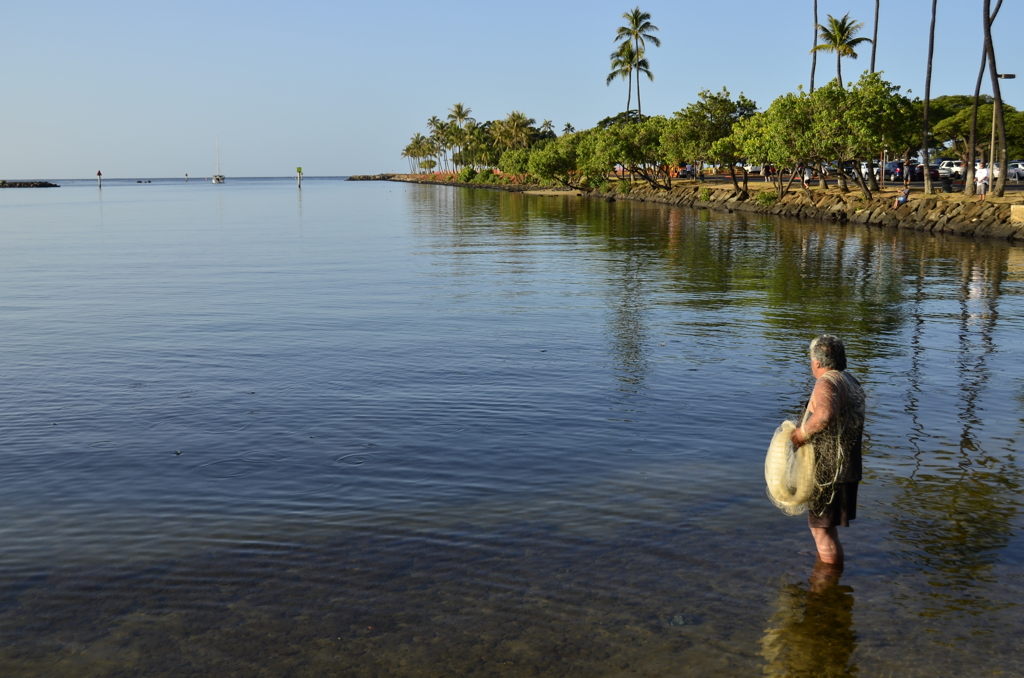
[576,128,616,189]
[662,88,757,192]
[846,72,917,192]
[528,131,590,188]
[811,81,868,197]
[810,13,872,89]
[933,103,1024,163]
[596,111,642,128]
[733,92,813,197]
[596,116,671,188]
[498,148,532,181]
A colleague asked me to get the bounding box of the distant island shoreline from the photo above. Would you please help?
[1,181,60,188]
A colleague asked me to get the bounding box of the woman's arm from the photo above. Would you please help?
[791,377,838,446]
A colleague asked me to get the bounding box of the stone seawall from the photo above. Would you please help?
[362,174,1024,241]
[594,184,1024,241]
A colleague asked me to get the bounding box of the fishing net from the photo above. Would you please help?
[764,421,816,516]
[765,371,862,517]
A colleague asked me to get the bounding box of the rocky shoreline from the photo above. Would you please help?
[591,183,1024,241]
[0,181,60,188]
[360,174,1024,242]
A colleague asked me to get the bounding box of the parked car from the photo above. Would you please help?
[938,159,966,178]
[917,164,941,181]
[859,162,881,180]
[883,161,903,181]
[991,162,1024,181]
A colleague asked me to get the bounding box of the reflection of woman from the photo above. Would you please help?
[760,561,857,677]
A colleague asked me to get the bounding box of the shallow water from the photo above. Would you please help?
[1,178,1022,676]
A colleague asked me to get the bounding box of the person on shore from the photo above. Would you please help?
[892,187,910,210]
[902,157,914,189]
[762,164,770,183]
[803,165,813,190]
[975,162,989,201]
[790,335,866,568]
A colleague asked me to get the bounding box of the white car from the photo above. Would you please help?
[937,160,965,178]
[858,162,881,180]
[1007,162,1024,181]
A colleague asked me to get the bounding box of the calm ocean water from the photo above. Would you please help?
[1,177,1022,675]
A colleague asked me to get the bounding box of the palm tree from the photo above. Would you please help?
[428,118,456,172]
[870,0,879,73]
[810,0,818,92]
[810,13,872,89]
[966,0,1004,196]
[447,103,472,129]
[632,51,653,116]
[922,0,938,194]
[606,40,638,113]
[504,111,536,149]
[447,104,474,168]
[615,7,660,119]
[403,133,431,173]
[983,0,1009,196]
[562,123,575,135]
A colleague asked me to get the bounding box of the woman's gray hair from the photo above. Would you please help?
[809,334,847,371]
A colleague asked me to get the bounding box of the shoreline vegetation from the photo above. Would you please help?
[349,173,1024,241]
[395,6,1023,240]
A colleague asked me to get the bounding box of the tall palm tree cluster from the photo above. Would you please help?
[401,104,555,174]
[606,7,660,119]
[810,2,1012,197]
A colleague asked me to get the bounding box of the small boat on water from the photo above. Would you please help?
[212,136,225,184]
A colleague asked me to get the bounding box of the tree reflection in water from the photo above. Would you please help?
[761,561,857,677]
[408,185,1024,664]
[887,247,1021,621]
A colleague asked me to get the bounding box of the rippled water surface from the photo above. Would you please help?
[1,178,1022,676]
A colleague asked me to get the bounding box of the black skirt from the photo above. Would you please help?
[808,481,859,528]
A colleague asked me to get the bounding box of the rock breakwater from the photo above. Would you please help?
[0,181,60,188]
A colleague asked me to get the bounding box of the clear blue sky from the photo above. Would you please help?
[1,0,1020,178]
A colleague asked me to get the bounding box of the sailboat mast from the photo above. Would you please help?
[216,135,221,175]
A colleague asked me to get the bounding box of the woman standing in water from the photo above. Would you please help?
[790,335,866,568]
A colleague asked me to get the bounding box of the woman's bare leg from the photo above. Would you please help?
[810,526,844,566]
